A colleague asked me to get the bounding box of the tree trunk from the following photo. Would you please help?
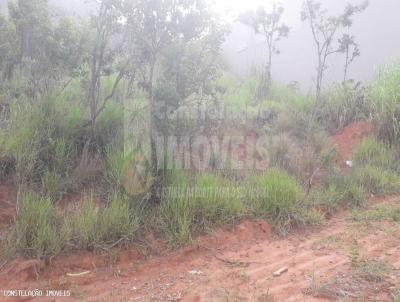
[343,48,349,83]
[316,55,324,101]
[148,58,160,203]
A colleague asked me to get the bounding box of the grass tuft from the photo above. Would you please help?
[247,168,318,233]
[14,193,70,258]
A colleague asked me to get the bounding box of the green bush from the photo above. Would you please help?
[14,193,70,258]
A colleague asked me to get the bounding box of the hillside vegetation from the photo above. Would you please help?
[0,0,399,261]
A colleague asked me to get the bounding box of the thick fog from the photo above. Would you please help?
[2,0,399,91]
[223,0,400,91]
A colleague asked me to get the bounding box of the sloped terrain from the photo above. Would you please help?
[0,122,399,302]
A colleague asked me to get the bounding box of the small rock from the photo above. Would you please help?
[273,267,288,277]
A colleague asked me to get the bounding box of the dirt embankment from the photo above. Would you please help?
[1,122,399,301]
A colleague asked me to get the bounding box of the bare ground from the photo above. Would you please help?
[0,195,399,302]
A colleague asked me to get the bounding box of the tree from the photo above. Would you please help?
[5,0,88,100]
[301,0,368,100]
[86,0,127,135]
[125,0,226,202]
[338,34,360,82]
[0,14,18,82]
[240,4,289,98]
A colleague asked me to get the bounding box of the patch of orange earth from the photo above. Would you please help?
[1,196,398,302]
[329,121,375,169]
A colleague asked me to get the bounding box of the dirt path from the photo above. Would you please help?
[1,195,399,302]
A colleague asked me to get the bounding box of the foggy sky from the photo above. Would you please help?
[223,0,400,91]
[1,0,399,91]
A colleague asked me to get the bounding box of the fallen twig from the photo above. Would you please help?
[213,254,267,267]
[66,271,91,277]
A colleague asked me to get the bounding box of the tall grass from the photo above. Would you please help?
[14,193,70,258]
[350,137,400,195]
[315,83,371,132]
[100,194,140,243]
[159,172,245,245]
[354,165,400,196]
[2,192,141,258]
[370,61,400,143]
[193,174,245,229]
[246,168,321,233]
[352,137,394,168]
[72,194,140,249]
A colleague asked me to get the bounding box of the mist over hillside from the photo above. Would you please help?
[2,0,400,90]
[223,0,400,91]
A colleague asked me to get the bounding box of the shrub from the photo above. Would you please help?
[14,193,70,258]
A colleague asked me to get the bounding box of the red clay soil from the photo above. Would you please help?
[329,121,375,168]
[1,196,399,302]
